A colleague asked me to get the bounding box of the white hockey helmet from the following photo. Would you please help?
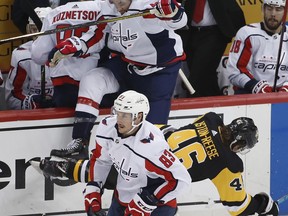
[263,0,285,7]
[28,7,52,25]
[113,90,150,122]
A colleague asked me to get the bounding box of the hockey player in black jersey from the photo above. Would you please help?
[36,112,279,216]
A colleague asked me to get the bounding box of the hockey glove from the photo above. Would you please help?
[22,94,53,110]
[251,80,273,94]
[277,84,288,92]
[221,86,229,95]
[48,36,87,67]
[154,0,180,19]
[255,192,279,216]
[84,182,105,216]
[124,189,159,216]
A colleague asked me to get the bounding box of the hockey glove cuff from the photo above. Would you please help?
[245,79,273,94]
[83,182,104,216]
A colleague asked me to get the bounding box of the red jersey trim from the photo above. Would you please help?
[77,96,99,109]
[51,76,80,86]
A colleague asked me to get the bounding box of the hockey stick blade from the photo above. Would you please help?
[179,69,196,95]
[29,160,43,176]
[0,9,155,44]
[277,193,288,205]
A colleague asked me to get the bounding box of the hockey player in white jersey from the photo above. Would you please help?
[5,7,54,110]
[31,1,106,107]
[48,0,188,160]
[82,90,191,216]
[48,0,187,124]
[226,0,288,94]
[31,0,121,160]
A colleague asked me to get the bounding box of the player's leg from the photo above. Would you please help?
[103,56,180,124]
[107,196,126,216]
[50,67,120,159]
[52,84,79,107]
[129,62,181,124]
[151,205,177,216]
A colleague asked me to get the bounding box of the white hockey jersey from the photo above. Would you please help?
[81,0,187,66]
[5,41,53,110]
[227,22,288,90]
[90,115,191,204]
[31,1,105,85]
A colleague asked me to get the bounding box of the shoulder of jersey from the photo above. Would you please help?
[12,41,32,62]
[100,115,116,126]
[128,0,155,11]
[137,121,168,151]
[237,23,262,37]
[49,1,100,15]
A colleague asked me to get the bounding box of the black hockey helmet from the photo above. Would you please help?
[227,117,259,154]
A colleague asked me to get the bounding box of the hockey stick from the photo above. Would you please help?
[272,1,288,92]
[24,0,43,32]
[179,68,196,95]
[276,193,288,205]
[0,9,155,44]
[40,65,46,103]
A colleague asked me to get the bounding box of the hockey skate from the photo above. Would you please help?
[50,138,89,160]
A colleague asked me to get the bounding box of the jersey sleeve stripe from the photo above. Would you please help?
[236,37,254,79]
[145,159,178,200]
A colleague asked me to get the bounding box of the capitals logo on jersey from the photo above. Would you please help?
[113,157,138,181]
[141,132,154,143]
[111,23,138,50]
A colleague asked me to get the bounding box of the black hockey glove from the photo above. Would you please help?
[255,192,279,216]
[124,188,160,216]
[22,94,53,109]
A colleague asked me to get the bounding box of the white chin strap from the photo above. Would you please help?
[126,119,143,135]
[125,113,144,135]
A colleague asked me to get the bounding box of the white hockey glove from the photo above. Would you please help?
[154,0,180,19]
[48,36,87,67]
[83,182,106,216]
[254,192,279,216]
[124,189,160,216]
